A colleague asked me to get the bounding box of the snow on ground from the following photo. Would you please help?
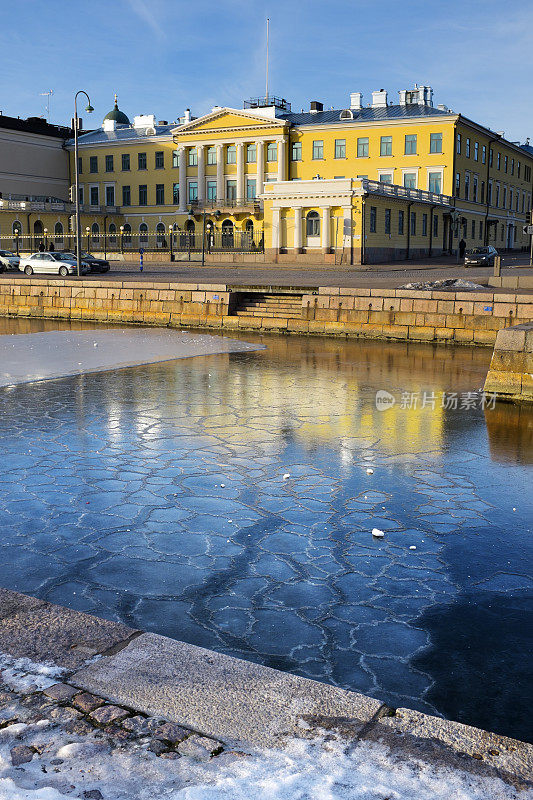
[0,654,529,800]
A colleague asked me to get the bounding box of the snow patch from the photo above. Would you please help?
[0,654,65,693]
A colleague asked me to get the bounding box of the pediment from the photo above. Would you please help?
[171,108,288,138]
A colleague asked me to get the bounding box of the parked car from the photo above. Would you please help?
[464,245,498,267]
[0,250,20,271]
[58,251,110,273]
[19,252,89,277]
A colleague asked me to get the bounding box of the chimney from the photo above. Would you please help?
[418,85,433,107]
[371,89,388,108]
[184,108,191,123]
[310,100,323,113]
[350,92,363,111]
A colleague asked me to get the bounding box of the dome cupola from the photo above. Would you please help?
[103,94,130,125]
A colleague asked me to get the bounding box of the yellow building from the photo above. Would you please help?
[2,86,532,264]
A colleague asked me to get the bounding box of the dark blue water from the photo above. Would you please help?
[0,322,532,742]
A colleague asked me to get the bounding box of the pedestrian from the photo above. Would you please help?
[38,241,45,252]
[49,242,55,252]
[459,238,466,258]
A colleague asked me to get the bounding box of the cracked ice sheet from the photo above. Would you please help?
[0,329,264,387]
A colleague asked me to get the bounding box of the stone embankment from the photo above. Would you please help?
[0,587,531,793]
[1,276,532,348]
[484,322,533,402]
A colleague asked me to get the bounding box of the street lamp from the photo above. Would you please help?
[14,229,20,256]
[119,225,124,254]
[44,228,48,249]
[168,224,174,261]
[73,90,94,276]
[86,226,90,253]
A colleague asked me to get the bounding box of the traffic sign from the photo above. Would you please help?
[523,225,533,235]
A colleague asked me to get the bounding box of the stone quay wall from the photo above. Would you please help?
[0,277,532,348]
[484,322,533,402]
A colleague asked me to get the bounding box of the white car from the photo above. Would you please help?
[19,252,89,277]
[0,250,20,271]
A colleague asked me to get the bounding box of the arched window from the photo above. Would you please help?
[185,219,195,233]
[306,211,320,237]
[156,222,166,247]
[54,222,64,244]
[139,223,148,244]
[245,219,254,233]
[33,220,43,248]
[123,223,131,244]
[91,223,100,243]
[108,222,117,243]
[12,221,22,251]
[221,219,234,248]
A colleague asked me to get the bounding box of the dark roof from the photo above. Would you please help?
[104,102,130,125]
[278,103,453,126]
[520,142,533,156]
[0,113,73,139]
[68,123,174,147]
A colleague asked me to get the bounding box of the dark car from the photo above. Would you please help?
[464,245,497,267]
[59,251,110,273]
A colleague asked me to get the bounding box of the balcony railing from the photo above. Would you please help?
[0,198,75,212]
[244,96,291,112]
[188,198,263,213]
[361,179,453,206]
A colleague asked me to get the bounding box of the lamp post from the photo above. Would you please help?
[169,224,174,261]
[44,228,48,250]
[86,227,90,253]
[120,225,124,254]
[14,230,19,256]
[73,90,94,277]
[188,207,208,266]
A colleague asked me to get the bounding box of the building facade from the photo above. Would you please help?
[1,86,532,263]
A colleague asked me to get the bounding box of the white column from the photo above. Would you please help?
[216,144,224,201]
[178,147,187,212]
[236,142,245,203]
[293,207,302,251]
[256,141,264,196]
[277,137,286,182]
[321,206,330,251]
[271,207,281,250]
[197,145,205,204]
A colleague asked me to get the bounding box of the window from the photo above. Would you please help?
[155,184,165,204]
[410,212,416,236]
[155,151,164,169]
[138,152,147,170]
[428,172,442,194]
[138,184,147,205]
[430,133,442,153]
[503,186,507,207]
[122,153,130,171]
[380,136,392,156]
[78,157,83,174]
[422,213,428,236]
[482,145,486,164]
[398,210,404,235]
[474,142,479,161]
[266,142,278,162]
[525,166,531,182]
[207,181,216,201]
[509,188,513,209]
[226,179,236,200]
[379,173,393,184]
[306,211,320,236]
[172,150,179,168]
[456,133,461,154]
[433,214,438,237]
[511,158,514,175]
[517,161,521,178]
[292,141,302,161]
[105,185,115,206]
[226,145,236,164]
[173,183,179,205]
[473,175,478,202]
[455,172,460,195]
[90,186,99,205]
[156,223,165,245]
[481,181,485,204]
[495,184,500,207]
[504,155,508,173]
[187,149,197,167]
[123,223,131,244]
[404,134,417,155]
[139,223,148,244]
[78,187,84,204]
[370,206,377,232]
[207,146,217,165]
[357,137,369,158]
[91,223,100,243]
[334,139,346,159]
[188,181,198,202]
[122,185,131,206]
[246,179,256,199]
[479,221,483,239]
[464,173,470,200]
[403,172,417,189]
[105,154,114,172]
[108,223,117,242]
[489,148,493,167]
[471,220,475,239]
[246,144,256,163]
[488,180,492,205]
[385,208,391,234]
[54,222,63,243]
[312,140,323,159]
[89,156,98,173]
[497,152,501,170]
[466,138,470,158]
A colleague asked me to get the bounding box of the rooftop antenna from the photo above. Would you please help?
[40,89,53,122]
[265,18,269,101]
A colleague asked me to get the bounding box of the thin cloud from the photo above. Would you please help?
[124,0,166,39]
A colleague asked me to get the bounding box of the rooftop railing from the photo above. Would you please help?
[361,179,453,206]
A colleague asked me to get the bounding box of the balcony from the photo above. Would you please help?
[0,197,75,212]
[361,179,453,207]
[188,198,263,215]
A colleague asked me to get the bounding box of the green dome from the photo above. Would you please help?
[104,95,130,125]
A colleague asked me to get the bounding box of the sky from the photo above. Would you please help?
[0,0,532,142]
